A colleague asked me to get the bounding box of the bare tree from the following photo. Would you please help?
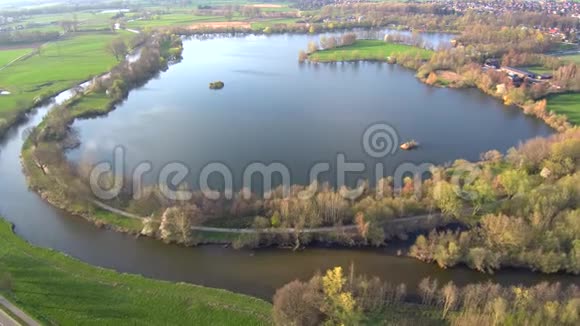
[439,282,459,318]
[418,277,439,305]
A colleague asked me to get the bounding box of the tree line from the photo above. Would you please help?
[273,266,580,325]
[0,30,59,44]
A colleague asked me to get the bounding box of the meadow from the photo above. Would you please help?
[0,218,272,325]
[0,48,31,67]
[0,31,132,135]
[308,40,433,62]
[547,92,580,125]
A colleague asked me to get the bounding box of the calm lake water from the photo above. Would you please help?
[69,33,551,192]
[0,32,571,301]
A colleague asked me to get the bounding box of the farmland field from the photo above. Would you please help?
[0,48,32,67]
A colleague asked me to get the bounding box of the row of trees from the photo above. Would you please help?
[273,266,580,325]
[93,32,183,103]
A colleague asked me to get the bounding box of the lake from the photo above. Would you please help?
[68,32,551,193]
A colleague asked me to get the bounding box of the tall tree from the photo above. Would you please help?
[107,38,128,61]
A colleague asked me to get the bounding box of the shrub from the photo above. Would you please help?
[209,81,225,89]
[273,280,322,326]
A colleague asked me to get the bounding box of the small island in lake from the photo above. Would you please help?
[400,140,419,150]
[209,81,225,89]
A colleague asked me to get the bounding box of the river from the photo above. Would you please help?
[0,32,574,302]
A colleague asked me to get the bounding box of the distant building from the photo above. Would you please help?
[501,66,537,79]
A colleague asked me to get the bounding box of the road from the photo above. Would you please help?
[0,295,40,326]
[0,309,19,326]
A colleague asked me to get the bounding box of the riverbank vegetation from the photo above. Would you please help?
[273,266,580,326]
[0,218,272,325]
[410,128,580,274]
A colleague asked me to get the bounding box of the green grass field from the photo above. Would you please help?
[309,40,433,62]
[547,92,580,125]
[0,31,132,135]
[0,218,272,325]
[560,54,580,64]
[0,48,32,67]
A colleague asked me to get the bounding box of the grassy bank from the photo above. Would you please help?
[0,218,272,325]
[0,31,133,137]
[547,92,580,125]
[308,40,433,62]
